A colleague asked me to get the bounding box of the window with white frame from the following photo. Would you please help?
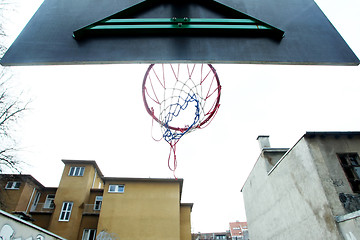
[68,167,85,176]
[108,184,125,193]
[59,202,73,221]
[44,194,55,209]
[5,181,21,189]
[94,196,102,210]
[82,229,96,240]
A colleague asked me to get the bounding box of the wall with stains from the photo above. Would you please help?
[306,135,360,216]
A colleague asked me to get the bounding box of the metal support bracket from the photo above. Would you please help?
[73,0,284,40]
[73,17,284,39]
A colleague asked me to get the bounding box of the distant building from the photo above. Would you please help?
[242,132,360,240]
[192,231,231,240]
[229,221,248,240]
[0,159,193,240]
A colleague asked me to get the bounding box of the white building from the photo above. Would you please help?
[242,132,360,240]
[0,209,65,240]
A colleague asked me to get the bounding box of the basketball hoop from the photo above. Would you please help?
[142,64,221,177]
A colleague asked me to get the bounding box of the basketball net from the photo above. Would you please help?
[143,64,221,178]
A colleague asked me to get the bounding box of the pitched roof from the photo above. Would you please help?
[0,174,45,188]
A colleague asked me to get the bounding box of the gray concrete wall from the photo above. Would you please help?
[242,138,343,240]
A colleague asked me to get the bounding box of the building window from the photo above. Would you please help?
[108,184,125,193]
[69,167,85,176]
[94,196,102,210]
[338,153,360,192]
[82,229,96,240]
[5,181,21,189]
[44,194,55,209]
[59,202,73,221]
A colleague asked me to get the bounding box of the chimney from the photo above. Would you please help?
[257,135,270,150]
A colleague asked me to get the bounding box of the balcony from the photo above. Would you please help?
[30,203,54,213]
[83,204,101,215]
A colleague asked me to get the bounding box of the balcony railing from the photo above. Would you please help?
[83,204,101,215]
[30,203,54,213]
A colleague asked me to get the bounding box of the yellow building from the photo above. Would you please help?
[0,159,193,240]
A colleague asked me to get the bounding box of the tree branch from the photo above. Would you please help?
[0,68,30,173]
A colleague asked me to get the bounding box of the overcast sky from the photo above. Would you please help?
[1,0,360,233]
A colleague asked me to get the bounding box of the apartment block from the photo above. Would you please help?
[0,159,193,240]
[229,221,248,240]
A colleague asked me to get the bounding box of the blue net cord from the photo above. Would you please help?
[162,93,200,143]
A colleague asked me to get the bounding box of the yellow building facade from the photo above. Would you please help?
[0,160,193,240]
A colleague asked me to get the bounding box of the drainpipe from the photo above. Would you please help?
[92,169,98,188]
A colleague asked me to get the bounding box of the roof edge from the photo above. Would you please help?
[181,203,194,211]
[102,176,183,183]
[305,131,360,138]
[262,147,289,153]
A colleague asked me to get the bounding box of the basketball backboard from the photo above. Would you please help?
[0,0,359,66]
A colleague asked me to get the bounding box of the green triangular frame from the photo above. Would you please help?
[73,0,285,40]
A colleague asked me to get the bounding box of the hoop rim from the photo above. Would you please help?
[142,63,221,132]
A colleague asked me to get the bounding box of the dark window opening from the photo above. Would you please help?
[338,153,360,193]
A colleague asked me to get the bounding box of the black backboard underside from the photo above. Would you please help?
[0,0,359,66]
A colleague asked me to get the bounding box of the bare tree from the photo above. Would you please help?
[0,0,30,173]
[0,69,29,173]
